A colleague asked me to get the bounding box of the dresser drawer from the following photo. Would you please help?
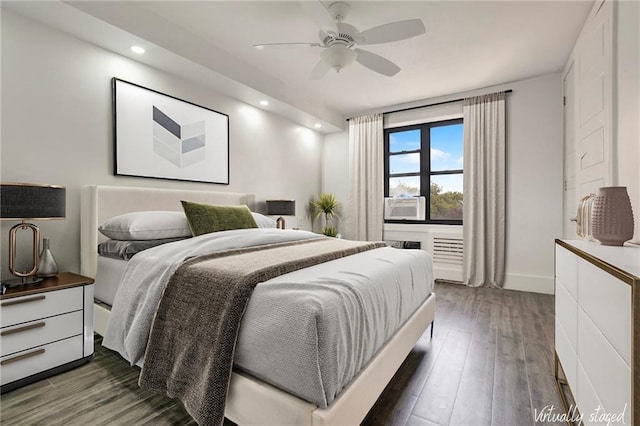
[577,307,631,424]
[556,318,577,388]
[1,311,84,357]
[555,245,578,298]
[555,278,578,350]
[577,259,632,365]
[0,335,84,386]
[576,361,606,426]
[0,287,83,328]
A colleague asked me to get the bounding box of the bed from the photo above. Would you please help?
[80,185,436,426]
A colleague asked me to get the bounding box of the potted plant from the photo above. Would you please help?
[311,193,340,237]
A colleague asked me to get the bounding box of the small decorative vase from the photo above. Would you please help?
[591,186,635,246]
[37,238,59,277]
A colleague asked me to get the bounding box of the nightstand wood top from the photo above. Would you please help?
[1,273,94,301]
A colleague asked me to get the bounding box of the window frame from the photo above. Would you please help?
[384,118,463,225]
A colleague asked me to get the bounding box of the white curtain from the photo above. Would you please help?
[347,113,384,241]
[462,92,506,287]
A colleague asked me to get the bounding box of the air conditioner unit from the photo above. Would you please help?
[384,197,426,220]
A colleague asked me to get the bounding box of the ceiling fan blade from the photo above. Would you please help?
[310,60,330,79]
[355,49,400,76]
[358,19,426,45]
[254,42,321,50]
[300,1,338,34]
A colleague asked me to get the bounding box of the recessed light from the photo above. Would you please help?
[130,46,145,54]
[314,123,322,129]
[259,100,269,106]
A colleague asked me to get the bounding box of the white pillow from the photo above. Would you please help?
[251,212,277,228]
[99,211,193,240]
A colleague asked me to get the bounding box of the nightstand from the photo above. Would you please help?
[0,272,95,393]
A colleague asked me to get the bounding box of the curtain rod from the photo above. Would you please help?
[346,89,513,121]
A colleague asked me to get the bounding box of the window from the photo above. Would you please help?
[384,119,463,224]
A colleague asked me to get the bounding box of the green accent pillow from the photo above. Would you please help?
[181,201,258,236]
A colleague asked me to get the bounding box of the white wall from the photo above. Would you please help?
[503,74,563,294]
[323,74,564,294]
[614,0,640,243]
[0,10,323,278]
[322,131,349,234]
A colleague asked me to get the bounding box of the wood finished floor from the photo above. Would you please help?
[0,282,564,426]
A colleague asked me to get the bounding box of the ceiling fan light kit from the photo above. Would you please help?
[321,45,356,72]
[254,1,426,78]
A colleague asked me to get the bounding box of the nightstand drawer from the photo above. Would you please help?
[0,335,83,386]
[1,311,84,357]
[1,287,83,328]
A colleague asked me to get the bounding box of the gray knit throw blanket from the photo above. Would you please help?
[139,237,385,426]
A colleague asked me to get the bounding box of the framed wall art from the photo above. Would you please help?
[112,78,229,184]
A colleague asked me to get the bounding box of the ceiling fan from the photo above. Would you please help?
[253,1,426,79]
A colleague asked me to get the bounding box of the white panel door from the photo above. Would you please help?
[575,0,613,196]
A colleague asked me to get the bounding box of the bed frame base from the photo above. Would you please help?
[93,292,435,426]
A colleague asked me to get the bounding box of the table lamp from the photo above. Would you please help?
[266,200,295,230]
[0,183,66,286]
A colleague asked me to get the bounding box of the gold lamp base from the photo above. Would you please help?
[5,221,42,288]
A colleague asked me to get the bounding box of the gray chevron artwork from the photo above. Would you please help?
[152,106,206,168]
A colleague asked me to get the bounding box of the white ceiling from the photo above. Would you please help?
[4,1,592,132]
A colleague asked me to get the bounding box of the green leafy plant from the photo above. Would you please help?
[311,193,340,237]
[322,226,338,237]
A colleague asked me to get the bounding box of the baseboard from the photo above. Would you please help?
[435,272,554,294]
[503,272,554,294]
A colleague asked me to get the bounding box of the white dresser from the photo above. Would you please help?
[0,273,94,393]
[555,240,639,425]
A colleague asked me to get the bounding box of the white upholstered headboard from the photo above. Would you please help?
[80,185,255,278]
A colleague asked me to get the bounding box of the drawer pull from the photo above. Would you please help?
[1,348,45,366]
[1,295,46,307]
[1,322,46,337]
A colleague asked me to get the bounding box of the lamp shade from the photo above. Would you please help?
[0,183,66,220]
[266,200,295,216]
